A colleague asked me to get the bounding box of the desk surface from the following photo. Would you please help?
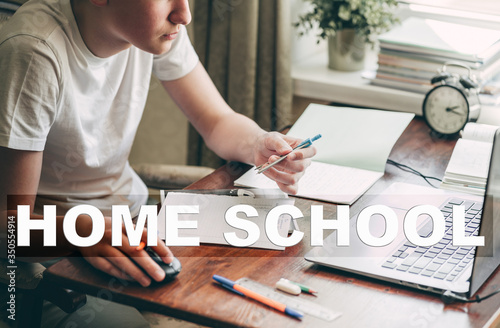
[45,118,500,328]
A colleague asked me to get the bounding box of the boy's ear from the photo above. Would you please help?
[89,0,108,7]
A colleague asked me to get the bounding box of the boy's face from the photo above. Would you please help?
[107,0,191,55]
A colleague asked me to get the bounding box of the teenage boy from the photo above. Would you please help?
[0,0,315,324]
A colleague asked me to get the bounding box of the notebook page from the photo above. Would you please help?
[444,139,492,180]
[235,161,383,205]
[461,123,498,143]
[286,104,414,173]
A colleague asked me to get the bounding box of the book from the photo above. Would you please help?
[378,17,500,65]
[362,70,431,94]
[365,70,500,99]
[376,64,437,81]
[377,50,500,83]
[234,104,414,205]
[441,123,499,195]
[157,190,294,250]
[374,71,433,93]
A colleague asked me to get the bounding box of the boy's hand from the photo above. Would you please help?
[254,132,316,195]
[76,215,173,287]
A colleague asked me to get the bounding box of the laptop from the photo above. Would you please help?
[305,129,500,300]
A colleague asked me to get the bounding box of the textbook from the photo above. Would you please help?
[234,104,414,205]
[441,123,499,195]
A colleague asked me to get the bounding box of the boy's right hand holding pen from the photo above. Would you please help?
[256,134,321,174]
[252,132,319,195]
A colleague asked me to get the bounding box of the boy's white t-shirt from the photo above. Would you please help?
[0,0,199,215]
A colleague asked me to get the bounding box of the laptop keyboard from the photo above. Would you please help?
[381,198,482,282]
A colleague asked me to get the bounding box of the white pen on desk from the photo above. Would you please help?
[256,134,322,174]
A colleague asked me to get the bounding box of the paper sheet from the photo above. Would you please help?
[286,104,414,173]
[445,139,492,180]
[235,161,383,205]
[157,192,295,250]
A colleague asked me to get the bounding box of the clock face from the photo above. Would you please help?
[423,85,469,135]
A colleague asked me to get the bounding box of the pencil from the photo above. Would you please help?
[288,280,317,295]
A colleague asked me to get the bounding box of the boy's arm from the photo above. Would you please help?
[0,146,172,287]
[0,147,76,259]
[161,62,316,194]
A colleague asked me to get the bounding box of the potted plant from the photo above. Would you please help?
[295,0,399,71]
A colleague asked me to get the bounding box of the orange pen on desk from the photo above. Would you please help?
[213,275,303,319]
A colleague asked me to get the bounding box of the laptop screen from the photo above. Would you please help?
[470,129,500,297]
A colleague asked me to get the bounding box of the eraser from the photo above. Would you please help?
[275,278,301,295]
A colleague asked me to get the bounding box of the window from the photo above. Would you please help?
[402,0,500,18]
[400,0,500,29]
[291,0,500,63]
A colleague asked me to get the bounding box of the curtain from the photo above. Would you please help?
[188,0,293,168]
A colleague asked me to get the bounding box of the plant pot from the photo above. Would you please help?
[328,29,366,71]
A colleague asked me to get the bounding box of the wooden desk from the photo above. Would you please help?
[45,118,500,327]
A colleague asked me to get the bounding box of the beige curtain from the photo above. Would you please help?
[188,0,293,168]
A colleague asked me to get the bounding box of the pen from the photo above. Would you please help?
[256,133,322,170]
[213,275,303,320]
[256,134,322,174]
[171,189,255,197]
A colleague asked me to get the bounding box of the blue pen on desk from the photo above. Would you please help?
[213,275,303,320]
[256,134,322,174]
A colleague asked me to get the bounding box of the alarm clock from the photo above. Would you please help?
[423,62,481,136]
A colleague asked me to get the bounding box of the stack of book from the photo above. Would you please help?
[370,17,500,104]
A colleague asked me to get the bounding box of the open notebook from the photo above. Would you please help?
[441,123,498,195]
[235,104,414,205]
